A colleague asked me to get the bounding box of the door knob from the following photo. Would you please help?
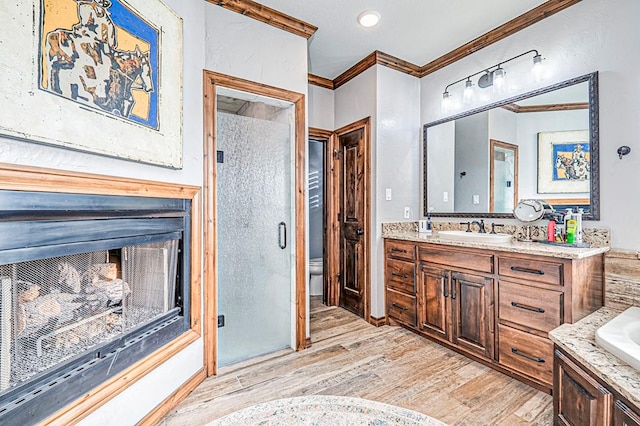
[356,229,364,236]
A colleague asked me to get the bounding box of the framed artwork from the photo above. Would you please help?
[0,0,183,168]
[537,130,590,194]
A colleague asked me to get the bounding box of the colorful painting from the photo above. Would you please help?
[40,0,159,129]
[0,0,182,168]
[538,130,590,194]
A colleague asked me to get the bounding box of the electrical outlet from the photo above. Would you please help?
[404,207,411,218]
[385,188,392,200]
[443,191,448,202]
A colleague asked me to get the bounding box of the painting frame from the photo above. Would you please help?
[0,0,183,169]
[537,130,590,194]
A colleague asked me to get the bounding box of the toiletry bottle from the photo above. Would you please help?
[575,208,583,243]
[547,220,556,242]
[555,214,565,242]
[566,218,577,244]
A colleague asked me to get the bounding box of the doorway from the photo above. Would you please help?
[490,139,519,213]
[331,118,371,320]
[203,71,306,376]
[308,128,332,306]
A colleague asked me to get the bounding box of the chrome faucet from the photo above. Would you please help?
[471,220,486,233]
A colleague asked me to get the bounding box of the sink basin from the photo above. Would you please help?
[595,307,640,370]
[436,230,512,244]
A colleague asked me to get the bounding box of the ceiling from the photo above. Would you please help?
[258,0,548,80]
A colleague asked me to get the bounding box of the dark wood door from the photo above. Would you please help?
[613,400,640,426]
[418,265,449,340]
[338,127,366,317]
[451,271,494,359]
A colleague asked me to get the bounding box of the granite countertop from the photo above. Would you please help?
[382,230,609,260]
[549,307,640,407]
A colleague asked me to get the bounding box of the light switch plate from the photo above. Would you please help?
[385,188,392,200]
[473,194,480,204]
[443,192,448,202]
[404,207,411,218]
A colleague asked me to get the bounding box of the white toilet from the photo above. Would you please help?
[309,258,323,296]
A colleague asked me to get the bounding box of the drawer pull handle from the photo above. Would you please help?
[391,272,409,279]
[391,302,409,311]
[511,347,545,363]
[510,301,545,314]
[510,266,545,275]
[391,248,408,253]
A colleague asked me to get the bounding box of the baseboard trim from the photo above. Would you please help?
[137,367,207,426]
[369,316,387,327]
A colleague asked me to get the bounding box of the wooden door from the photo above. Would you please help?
[451,271,494,359]
[418,265,450,340]
[338,127,366,317]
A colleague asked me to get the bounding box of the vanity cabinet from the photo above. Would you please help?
[418,264,494,360]
[554,347,640,426]
[384,238,604,393]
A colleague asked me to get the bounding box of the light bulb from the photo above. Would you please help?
[532,54,544,82]
[441,91,452,113]
[493,67,506,94]
[357,11,381,28]
[463,79,474,105]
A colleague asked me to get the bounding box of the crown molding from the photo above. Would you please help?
[502,102,589,113]
[206,0,317,39]
[307,0,582,90]
[418,0,582,77]
[308,74,334,90]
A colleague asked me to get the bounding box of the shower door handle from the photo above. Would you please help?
[278,222,287,249]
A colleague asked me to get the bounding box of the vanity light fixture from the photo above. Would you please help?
[357,10,381,28]
[441,49,544,112]
[462,78,474,105]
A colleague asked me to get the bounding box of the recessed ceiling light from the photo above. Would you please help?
[357,10,381,28]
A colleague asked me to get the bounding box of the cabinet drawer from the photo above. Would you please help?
[419,246,493,274]
[498,256,563,286]
[386,288,417,327]
[498,281,563,332]
[498,325,554,385]
[385,258,416,294]
[386,240,416,261]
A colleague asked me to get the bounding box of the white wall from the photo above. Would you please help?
[309,85,335,130]
[426,121,455,212]
[454,112,490,212]
[420,0,640,250]
[375,66,421,316]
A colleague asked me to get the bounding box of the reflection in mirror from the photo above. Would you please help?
[490,140,518,213]
[423,72,599,219]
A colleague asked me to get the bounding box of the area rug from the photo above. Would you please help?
[207,395,446,425]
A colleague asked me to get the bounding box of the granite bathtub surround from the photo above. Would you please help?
[605,249,640,311]
[549,307,640,408]
[207,395,446,425]
[381,221,610,247]
[381,221,609,259]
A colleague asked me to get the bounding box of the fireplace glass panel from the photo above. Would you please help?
[0,239,179,393]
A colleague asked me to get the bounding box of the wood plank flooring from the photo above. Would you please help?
[160,297,552,425]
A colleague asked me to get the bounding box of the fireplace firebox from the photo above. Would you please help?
[0,189,192,425]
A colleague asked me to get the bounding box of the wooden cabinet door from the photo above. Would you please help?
[613,400,640,426]
[555,349,612,426]
[451,271,494,359]
[418,265,450,340]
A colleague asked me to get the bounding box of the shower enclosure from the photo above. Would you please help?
[216,88,295,366]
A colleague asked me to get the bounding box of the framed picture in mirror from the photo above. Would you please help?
[537,130,590,193]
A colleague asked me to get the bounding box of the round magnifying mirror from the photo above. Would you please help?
[513,199,546,222]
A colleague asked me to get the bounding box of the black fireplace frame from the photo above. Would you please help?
[0,190,192,425]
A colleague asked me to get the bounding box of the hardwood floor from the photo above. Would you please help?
[160,297,552,425]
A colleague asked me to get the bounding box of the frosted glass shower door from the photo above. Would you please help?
[216,110,293,367]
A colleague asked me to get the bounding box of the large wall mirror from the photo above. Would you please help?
[423,72,599,220]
